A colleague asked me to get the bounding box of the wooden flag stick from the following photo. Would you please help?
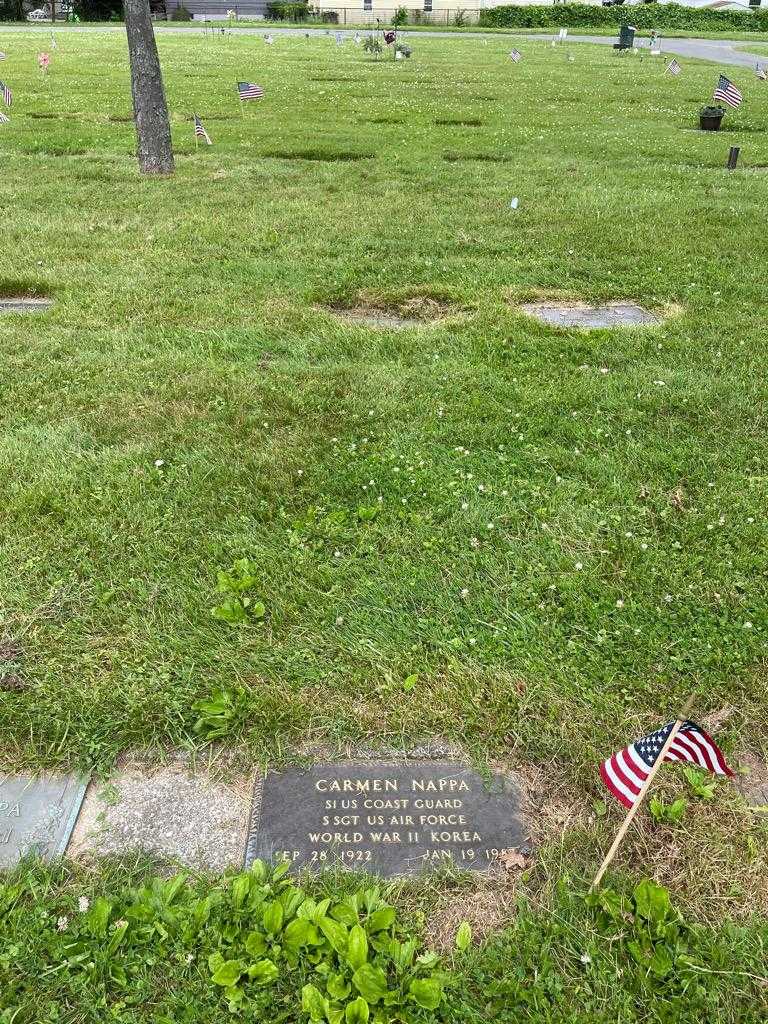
[590,694,696,892]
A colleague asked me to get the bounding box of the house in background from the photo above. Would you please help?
[163,0,768,23]
[163,0,507,23]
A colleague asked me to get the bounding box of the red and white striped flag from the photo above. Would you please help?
[509,49,522,63]
[194,113,212,145]
[665,58,681,76]
[600,720,732,809]
[0,80,11,107]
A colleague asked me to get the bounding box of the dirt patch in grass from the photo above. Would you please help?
[26,147,87,158]
[0,279,50,300]
[443,152,508,163]
[0,639,26,693]
[425,883,516,953]
[365,116,406,124]
[263,149,374,163]
[434,117,484,127]
[108,114,135,123]
[310,76,365,82]
[734,750,768,814]
[26,112,60,120]
[324,290,461,329]
[183,113,238,122]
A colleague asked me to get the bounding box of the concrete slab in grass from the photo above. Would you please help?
[0,298,53,314]
[68,763,254,871]
[521,302,660,330]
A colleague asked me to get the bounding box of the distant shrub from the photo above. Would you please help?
[393,5,409,26]
[480,3,768,33]
[0,0,24,21]
[265,1,310,20]
[72,0,122,21]
[170,4,192,20]
[320,10,338,23]
[453,8,468,27]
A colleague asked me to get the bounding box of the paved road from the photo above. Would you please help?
[1,22,766,69]
[535,33,766,70]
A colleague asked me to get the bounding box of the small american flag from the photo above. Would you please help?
[238,81,264,100]
[509,49,521,63]
[194,113,212,145]
[0,80,11,107]
[666,58,681,76]
[0,52,7,61]
[0,111,9,124]
[600,721,732,809]
[714,74,742,109]
[756,64,766,81]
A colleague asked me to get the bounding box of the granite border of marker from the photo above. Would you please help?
[520,301,660,330]
[0,298,53,314]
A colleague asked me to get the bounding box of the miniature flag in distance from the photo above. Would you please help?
[0,80,11,107]
[509,48,521,63]
[0,110,9,124]
[600,720,733,809]
[265,34,274,44]
[194,113,212,145]
[0,52,7,60]
[238,82,264,100]
[666,58,681,76]
[756,64,767,81]
[714,74,742,108]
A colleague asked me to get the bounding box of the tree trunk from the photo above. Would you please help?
[124,0,174,176]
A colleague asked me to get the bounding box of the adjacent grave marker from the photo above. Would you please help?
[246,763,527,877]
[521,301,659,329]
[0,298,53,314]
[0,773,88,868]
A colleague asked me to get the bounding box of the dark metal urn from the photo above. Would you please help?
[700,107,725,131]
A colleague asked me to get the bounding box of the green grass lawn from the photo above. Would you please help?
[0,27,767,915]
[1,25,767,1023]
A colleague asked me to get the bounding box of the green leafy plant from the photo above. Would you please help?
[192,686,250,740]
[211,558,266,625]
[455,921,472,952]
[362,36,383,56]
[649,795,687,824]
[683,766,717,800]
[201,867,447,1018]
[392,6,409,27]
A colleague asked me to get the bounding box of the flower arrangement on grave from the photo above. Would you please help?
[395,42,412,59]
[363,35,383,57]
